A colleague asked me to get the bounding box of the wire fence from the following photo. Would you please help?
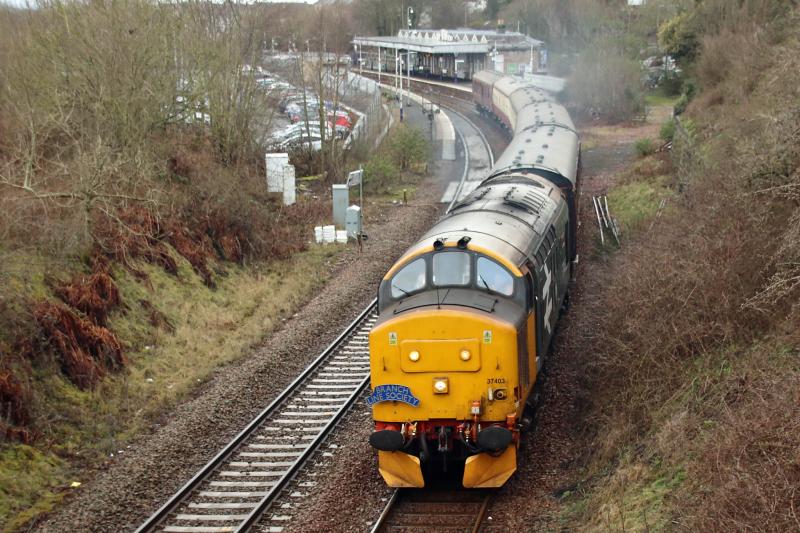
[672,115,700,193]
[335,72,390,150]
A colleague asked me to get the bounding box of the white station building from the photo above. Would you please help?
[352,28,547,82]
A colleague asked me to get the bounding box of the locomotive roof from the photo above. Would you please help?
[385,179,565,278]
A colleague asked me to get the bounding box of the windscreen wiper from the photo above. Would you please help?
[392,284,411,297]
[478,275,493,293]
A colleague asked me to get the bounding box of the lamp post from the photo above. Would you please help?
[399,55,404,122]
[407,50,412,97]
[354,43,362,77]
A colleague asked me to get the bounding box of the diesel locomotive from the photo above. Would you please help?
[366,71,580,488]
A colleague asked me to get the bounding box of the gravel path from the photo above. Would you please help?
[33,102,489,532]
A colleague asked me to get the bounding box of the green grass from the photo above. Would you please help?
[561,341,799,533]
[107,244,342,436]
[0,446,68,532]
[0,243,344,530]
[561,460,686,532]
[645,92,680,107]
[607,181,663,233]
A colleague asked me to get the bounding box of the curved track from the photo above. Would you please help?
[442,107,495,211]
[137,77,498,533]
[137,302,378,533]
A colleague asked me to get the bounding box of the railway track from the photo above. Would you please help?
[370,489,493,533]
[358,70,472,102]
[137,75,500,533]
[358,71,510,169]
[442,106,495,210]
[358,71,503,209]
[136,302,378,533]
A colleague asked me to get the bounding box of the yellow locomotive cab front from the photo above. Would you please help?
[368,304,525,488]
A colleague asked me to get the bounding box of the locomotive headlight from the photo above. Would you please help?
[408,350,420,362]
[460,349,471,361]
[433,377,449,394]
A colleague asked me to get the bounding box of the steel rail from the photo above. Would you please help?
[368,489,399,533]
[448,123,470,214]
[443,105,495,169]
[236,372,371,531]
[370,488,493,533]
[443,105,496,214]
[136,298,377,533]
[471,492,492,533]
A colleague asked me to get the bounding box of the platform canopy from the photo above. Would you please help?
[353,28,544,55]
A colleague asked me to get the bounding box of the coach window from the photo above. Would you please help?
[432,251,471,287]
[391,258,426,298]
[476,257,514,296]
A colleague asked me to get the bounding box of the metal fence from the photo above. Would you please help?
[333,73,390,150]
[672,115,700,193]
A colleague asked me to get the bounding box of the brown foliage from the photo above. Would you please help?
[0,359,33,444]
[139,299,175,333]
[93,207,178,276]
[54,271,121,326]
[33,302,125,390]
[582,178,775,430]
[573,8,800,529]
[162,220,215,286]
[678,366,800,531]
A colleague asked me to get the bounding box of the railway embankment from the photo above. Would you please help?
[19,84,483,531]
[543,6,800,531]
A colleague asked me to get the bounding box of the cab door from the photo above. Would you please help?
[523,265,538,393]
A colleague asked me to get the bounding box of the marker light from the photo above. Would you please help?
[433,378,449,394]
[460,349,471,361]
[408,350,420,362]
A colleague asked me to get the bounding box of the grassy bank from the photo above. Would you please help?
[560,3,800,530]
[0,243,342,529]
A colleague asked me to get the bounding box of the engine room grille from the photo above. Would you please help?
[503,187,547,215]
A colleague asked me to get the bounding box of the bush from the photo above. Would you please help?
[660,119,676,142]
[670,80,696,116]
[364,155,399,190]
[634,138,656,158]
[386,125,430,172]
[573,7,800,530]
[658,12,700,61]
[0,0,266,257]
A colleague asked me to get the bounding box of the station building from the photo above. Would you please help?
[352,28,546,82]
